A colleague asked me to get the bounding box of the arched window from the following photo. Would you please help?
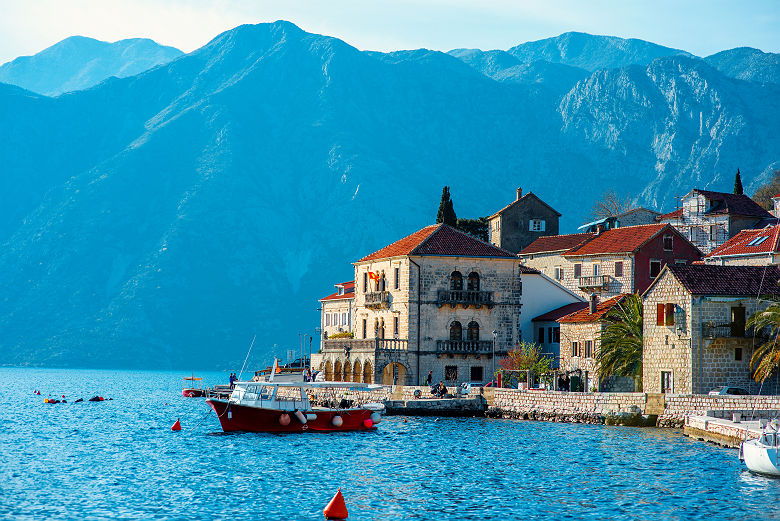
[450,271,463,291]
[450,321,463,341]
[378,318,385,339]
[467,272,480,291]
[467,321,480,341]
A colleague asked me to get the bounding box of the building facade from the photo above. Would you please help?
[316,224,583,386]
[319,281,355,340]
[657,189,773,254]
[520,224,702,299]
[487,188,561,254]
[642,264,780,394]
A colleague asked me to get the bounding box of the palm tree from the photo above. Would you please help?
[746,303,780,383]
[596,294,643,389]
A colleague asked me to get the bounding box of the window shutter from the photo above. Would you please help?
[656,303,665,326]
[665,303,675,326]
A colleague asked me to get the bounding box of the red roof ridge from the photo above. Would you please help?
[557,294,630,323]
[519,232,596,255]
[564,223,670,257]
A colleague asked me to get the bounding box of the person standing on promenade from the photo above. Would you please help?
[426,371,433,386]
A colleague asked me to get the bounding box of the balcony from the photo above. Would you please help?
[364,291,390,309]
[322,338,408,353]
[436,339,495,355]
[437,290,494,308]
[578,274,610,291]
[701,323,753,340]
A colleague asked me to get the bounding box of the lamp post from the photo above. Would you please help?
[492,330,498,386]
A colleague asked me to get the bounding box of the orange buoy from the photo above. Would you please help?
[279,413,291,426]
[171,418,182,431]
[363,419,373,429]
[323,488,348,519]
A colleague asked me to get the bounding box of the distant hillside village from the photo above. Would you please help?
[314,176,780,396]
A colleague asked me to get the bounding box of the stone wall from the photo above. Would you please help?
[658,394,780,426]
[558,321,602,389]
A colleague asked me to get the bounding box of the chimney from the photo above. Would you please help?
[589,293,598,314]
[516,187,523,200]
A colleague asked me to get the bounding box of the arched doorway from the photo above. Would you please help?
[334,360,342,382]
[363,361,373,383]
[343,360,352,382]
[352,360,362,382]
[324,360,333,381]
[382,362,408,385]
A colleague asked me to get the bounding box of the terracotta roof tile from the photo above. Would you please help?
[357,224,514,262]
[532,302,588,322]
[565,224,672,257]
[557,294,630,323]
[664,264,780,296]
[519,233,595,255]
[657,208,682,221]
[694,190,772,218]
[706,225,780,258]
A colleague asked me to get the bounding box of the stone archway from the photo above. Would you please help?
[363,361,373,383]
[343,360,352,382]
[352,360,362,383]
[382,362,408,385]
[334,360,342,382]
[324,360,333,381]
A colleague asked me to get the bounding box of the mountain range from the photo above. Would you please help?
[1,21,778,369]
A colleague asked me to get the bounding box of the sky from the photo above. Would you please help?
[1,0,779,65]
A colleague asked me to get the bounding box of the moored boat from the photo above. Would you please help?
[206,381,384,433]
[182,376,204,397]
[740,420,780,477]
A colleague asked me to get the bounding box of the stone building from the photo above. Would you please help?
[557,294,634,392]
[316,223,583,386]
[319,281,355,340]
[519,223,702,299]
[703,224,780,266]
[657,189,773,254]
[487,188,561,253]
[642,264,780,395]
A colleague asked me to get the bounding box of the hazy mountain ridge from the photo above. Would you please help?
[0,35,183,96]
[705,47,780,85]
[1,21,778,369]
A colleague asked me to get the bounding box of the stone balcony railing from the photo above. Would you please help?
[436,339,496,355]
[322,337,408,353]
[577,274,610,290]
[437,289,494,308]
[701,323,754,340]
[364,291,391,309]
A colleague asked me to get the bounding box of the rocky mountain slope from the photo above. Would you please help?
[0,21,777,369]
[0,36,183,96]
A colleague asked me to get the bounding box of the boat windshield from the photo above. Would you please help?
[231,383,309,410]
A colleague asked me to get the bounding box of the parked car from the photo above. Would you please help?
[708,386,750,396]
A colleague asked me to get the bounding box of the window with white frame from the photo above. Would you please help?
[554,266,563,280]
[530,219,545,232]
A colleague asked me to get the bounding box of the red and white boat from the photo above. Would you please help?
[206,381,385,433]
[182,376,204,397]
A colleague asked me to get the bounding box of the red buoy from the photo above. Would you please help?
[171,418,182,431]
[323,488,348,519]
[363,419,373,429]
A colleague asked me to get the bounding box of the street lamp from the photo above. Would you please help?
[492,330,498,386]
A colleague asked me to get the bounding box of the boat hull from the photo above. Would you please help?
[742,439,780,477]
[206,399,378,433]
[183,389,204,398]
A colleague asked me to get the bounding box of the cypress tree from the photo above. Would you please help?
[436,186,458,226]
[734,168,743,195]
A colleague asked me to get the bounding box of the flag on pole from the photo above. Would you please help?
[368,271,379,282]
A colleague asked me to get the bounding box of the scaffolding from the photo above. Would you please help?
[667,192,729,254]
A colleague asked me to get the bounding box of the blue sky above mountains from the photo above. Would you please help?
[1,0,778,65]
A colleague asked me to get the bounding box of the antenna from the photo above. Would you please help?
[237,334,257,381]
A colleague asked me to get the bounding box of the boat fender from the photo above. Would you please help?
[332,415,344,427]
[294,409,308,424]
[278,413,291,426]
[363,418,373,429]
[306,413,317,421]
[370,412,381,424]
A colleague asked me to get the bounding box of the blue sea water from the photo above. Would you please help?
[1,368,778,520]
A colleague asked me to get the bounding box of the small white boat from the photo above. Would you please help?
[740,420,780,477]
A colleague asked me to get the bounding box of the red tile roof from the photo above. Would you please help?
[519,232,595,255]
[357,224,514,262]
[320,281,355,302]
[661,264,780,297]
[706,225,780,258]
[337,281,355,288]
[694,190,772,218]
[657,208,682,221]
[532,302,589,322]
[557,294,630,323]
[565,224,673,257]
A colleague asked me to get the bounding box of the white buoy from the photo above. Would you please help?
[370,412,382,424]
[294,410,308,424]
[332,415,344,427]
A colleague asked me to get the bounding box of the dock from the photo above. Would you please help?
[684,414,763,448]
[384,396,487,417]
